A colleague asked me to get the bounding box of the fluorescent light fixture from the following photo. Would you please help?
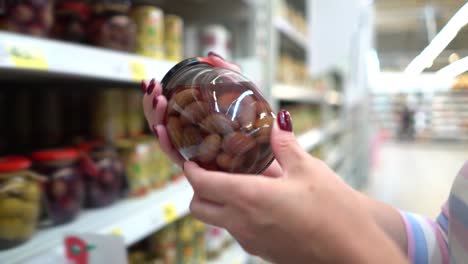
[437,56,468,78]
[404,3,468,75]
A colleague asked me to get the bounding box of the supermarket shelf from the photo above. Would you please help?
[0,31,175,84]
[0,179,193,264]
[207,242,249,264]
[272,84,323,103]
[297,128,324,151]
[273,16,307,49]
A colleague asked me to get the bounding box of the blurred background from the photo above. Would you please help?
[0,0,466,263]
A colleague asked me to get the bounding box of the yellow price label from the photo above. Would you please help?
[162,202,178,223]
[110,228,123,236]
[6,44,48,70]
[129,60,146,81]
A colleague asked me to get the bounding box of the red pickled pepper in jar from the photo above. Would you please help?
[31,148,84,225]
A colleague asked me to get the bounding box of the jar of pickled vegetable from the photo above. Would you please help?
[88,0,136,52]
[0,0,54,37]
[0,156,43,249]
[79,141,124,208]
[31,148,83,225]
[130,2,164,59]
[51,0,91,42]
[116,139,150,197]
[160,57,275,174]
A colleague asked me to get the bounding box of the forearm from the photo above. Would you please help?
[355,191,408,254]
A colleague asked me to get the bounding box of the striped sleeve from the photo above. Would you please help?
[399,209,449,264]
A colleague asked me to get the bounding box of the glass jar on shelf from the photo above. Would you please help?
[116,139,150,197]
[88,0,136,52]
[0,0,54,37]
[130,1,164,59]
[78,141,124,208]
[51,0,91,42]
[31,148,83,225]
[0,156,44,250]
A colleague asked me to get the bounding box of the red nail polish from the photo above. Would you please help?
[141,80,147,93]
[208,51,225,61]
[152,96,158,109]
[277,110,293,132]
[152,125,159,138]
[147,81,155,95]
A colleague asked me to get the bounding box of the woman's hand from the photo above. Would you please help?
[141,52,283,177]
[184,110,407,264]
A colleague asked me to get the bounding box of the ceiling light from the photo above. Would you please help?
[404,3,468,75]
[449,53,460,63]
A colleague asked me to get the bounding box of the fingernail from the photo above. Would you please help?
[152,96,158,109]
[140,80,147,93]
[277,110,293,132]
[147,81,155,95]
[208,51,225,61]
[151,125,158,138]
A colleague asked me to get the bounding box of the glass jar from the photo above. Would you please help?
[0,156,43,249]
[88,0,136,52]
[130,2,164,59]
[91,88,126,142]
[0,0,54,37]
[116,139,150,197]
[78,142,124,208]
[51,0,91,42]
[164,14,183,62]
[160,57,275,174]
[31,148,83,225]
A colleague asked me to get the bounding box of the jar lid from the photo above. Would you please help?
[32,148,79,162]
[160,57,214,94]
[0,156,31,172]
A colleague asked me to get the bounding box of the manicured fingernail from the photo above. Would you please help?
[152,96,158,109]
[151,125,158,138]
[208,51,225,61]
[147,81,155,95]
[141,80,147,93]
[277,110,293,132]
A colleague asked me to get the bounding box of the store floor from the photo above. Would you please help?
[364,141,468,218]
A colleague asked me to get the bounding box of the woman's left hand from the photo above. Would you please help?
[184,110,407,264]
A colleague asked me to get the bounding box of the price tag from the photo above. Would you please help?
[162,202,178,223]
[129,60,146,81]
[110,228,123,236]
[6,43,48,70]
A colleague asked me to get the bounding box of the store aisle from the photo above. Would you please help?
[364,142,467,218]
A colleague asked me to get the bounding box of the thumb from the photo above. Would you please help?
[270,110,306,174]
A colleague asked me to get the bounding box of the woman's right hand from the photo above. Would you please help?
[142,52,284,177]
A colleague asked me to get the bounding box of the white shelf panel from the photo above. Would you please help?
[272,84,323,103]
[0,179,193,264]
[273,16,307,49]
[207,242,249,264]
[0,31,175,83]
[298,128,324,151]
